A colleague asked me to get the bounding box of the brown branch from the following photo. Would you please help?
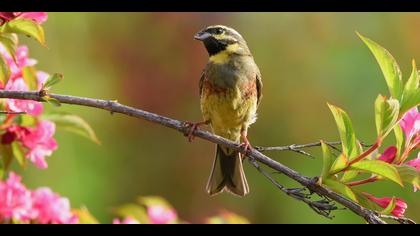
[379,214,416,224]
[0,90,388,224]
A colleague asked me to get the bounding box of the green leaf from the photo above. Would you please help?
[394,126,404,160]
[381,197,397,215]
[0,162,4,179]
[400,88,420,115]
[2,19,46,46]
[41,112,100,144]
[17,114,37,127]
[22,66,38,90]
[113,204,149,224]
[320,141,334,180]
[11,141,27,168]
[350,160,403,187]
[0,144,13,173]
[0,33,18,61]
[206,212,250,224]
[396,165,420,190]
[357,32,403,100]
[138,196,173,209]
[374,95,400,137]
[42,73,63,90]
[0,54,10,86]
[341,170,359,183]
[323,178,358,202]
[42,96,61,107]
[330,154,348,174]
[327,103,358,160]
[72,207,99,224]
[400,60,420,115]
[405,60,419,91]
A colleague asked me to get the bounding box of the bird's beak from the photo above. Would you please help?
[194,31,211,41]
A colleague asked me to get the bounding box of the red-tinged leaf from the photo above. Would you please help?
[350,160,403,187]
[330,154,348,174]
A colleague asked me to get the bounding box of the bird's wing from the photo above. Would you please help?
[199,71,205,97]
[199,65,209,97]
[256,72,263,106]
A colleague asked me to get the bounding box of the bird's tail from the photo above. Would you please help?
[206,145,249,196]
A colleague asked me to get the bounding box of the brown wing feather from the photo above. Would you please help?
[199,65,209,97]
[256,73,263,106]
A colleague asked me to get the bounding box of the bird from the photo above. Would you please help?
[189,25,263,196]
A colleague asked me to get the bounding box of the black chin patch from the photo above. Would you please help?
[203,37,227,56]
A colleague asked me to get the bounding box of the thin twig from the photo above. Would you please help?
[0,90,387,224]
[248,157,337,219]
[0,111,26,115]
[379,214,416,224]
[256,141,342,152]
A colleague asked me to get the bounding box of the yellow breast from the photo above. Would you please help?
[201,84,258,141]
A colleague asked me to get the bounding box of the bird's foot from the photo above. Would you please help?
[184,120,209,142]
[239,134,253,157]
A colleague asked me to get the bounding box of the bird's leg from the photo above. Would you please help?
[184,120,210,142]
[240,129,252,157]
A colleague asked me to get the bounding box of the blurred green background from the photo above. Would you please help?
[17,12,420,223]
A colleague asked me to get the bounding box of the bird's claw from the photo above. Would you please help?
[184,121,208,142]
[239,139,252,157]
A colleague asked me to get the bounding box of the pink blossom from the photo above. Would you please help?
[31,188,78,224]
[18,13,48,24]
[147,205,177,224]
[0,45,37,82]
[5,78,43,116]
[1,125,30,145]
[0,12,47,25]
[0,172,34,222]
[377,146,397,163]
[406,153,420,172]
[37,71,50,88]
[21,120,58,169]
[400,107,420,145]
[406,153,420,192]
[113,217,140,224]
[364,193,407,217]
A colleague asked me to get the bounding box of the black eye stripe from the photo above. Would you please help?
[206,28,225,35]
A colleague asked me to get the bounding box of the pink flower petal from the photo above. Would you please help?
[20,120,58,169]
[5,78,44,116]
[19,12,48,24]
[0,172,34,222]
[147,205,177,224]
[378,146,397,163]
[113,217,140,224]
[400,107,420,144]
[32,187,78,224]
[0,12,47,24]
[364,193,407,217]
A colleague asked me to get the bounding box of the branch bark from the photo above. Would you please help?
[0,90,389,224]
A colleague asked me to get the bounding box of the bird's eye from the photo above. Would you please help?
[215,28,224,35]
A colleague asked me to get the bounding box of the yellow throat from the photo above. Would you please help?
[209,43,240,64]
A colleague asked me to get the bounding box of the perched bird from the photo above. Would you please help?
[191,25,263,196]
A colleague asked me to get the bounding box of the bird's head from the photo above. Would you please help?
[194,25,250,58]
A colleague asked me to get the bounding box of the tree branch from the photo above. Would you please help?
[0,90,389,224]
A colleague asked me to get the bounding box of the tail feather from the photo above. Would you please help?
[206,145,249,196]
